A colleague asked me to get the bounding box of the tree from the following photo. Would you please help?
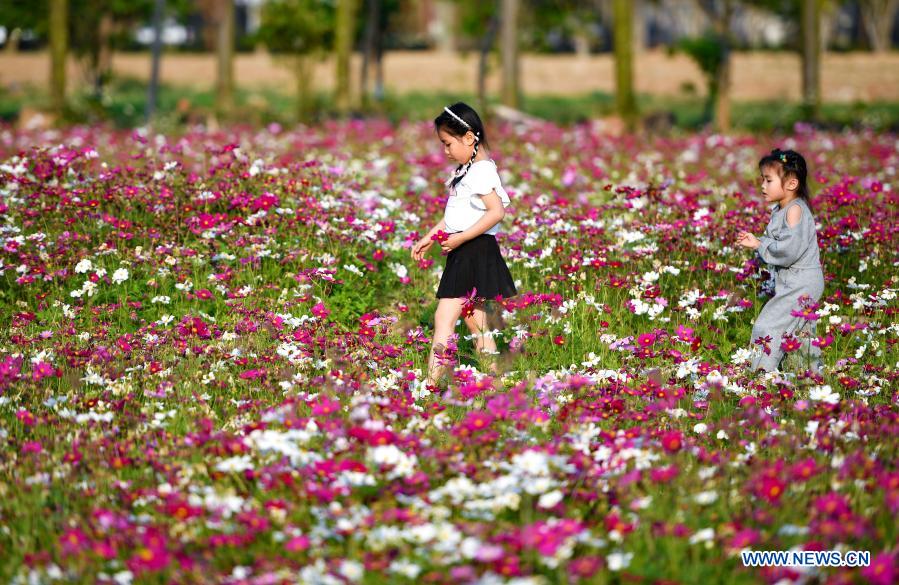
[257,0,335,121]
[334,0,358,115]
[49,0,68,117]
[360,0,382,108]
[800,0,820,120]
[613,0,637,128]
[360,0,398,108]
[2,0,191,105]
[859,0,899,52]
[457,0,500,115]
[500,0,520,108]
[696,0,733,132]
[216,0,235,118]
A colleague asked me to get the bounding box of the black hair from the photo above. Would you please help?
[759,148,812,210]
[434,102,489,189]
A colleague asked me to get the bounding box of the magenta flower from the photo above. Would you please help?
[812,492,852,518]
[59,528,89,556]
[31,361,56,382]
[660,430,683,453]
[779,334,802,353]
[311,302,330,319]
[285,535,310,552]
[861,552,896,585]
[127,529,171,574]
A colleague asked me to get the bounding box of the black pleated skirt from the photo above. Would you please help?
[436,234,517,299]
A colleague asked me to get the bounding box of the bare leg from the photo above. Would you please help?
[464,301,499,375]
[426,298,465,386]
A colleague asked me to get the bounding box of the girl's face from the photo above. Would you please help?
[437,128,475,165]
[760,165,798,204]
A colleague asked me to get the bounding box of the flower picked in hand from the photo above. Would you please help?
[431,230,450,244]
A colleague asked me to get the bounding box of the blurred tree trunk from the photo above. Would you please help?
[295,56,313,121]
[94,13,114,99]
[613,0,637,129]
[360,0,380,108]
[49,0,68,117]
[146,0,164,122]
[859,0,899,52]
[500,0,520,108]
[800,0,821,121]
[477,10,500,116]
[4,28,22,53]
[699,0,732,132]
[216,0,235,118]
[335,0,358,115]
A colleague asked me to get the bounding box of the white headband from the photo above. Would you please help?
[444,106,472,131]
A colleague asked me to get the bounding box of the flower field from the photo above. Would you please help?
[0,121,897,584]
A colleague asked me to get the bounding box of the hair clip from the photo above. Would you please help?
[779,153,789,164]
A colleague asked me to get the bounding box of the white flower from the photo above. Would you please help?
[388,559,421,579]
[693,423,708,434]
[339,560,364,582]
[809,385,840,404]
[693,490,718,505]
[688,527,715,545]
[607,551,633,571]
[389,262,408,279]
[112,268,129,284]
[367,445,417,478]
[511,450,551,476]
[538,490,564,509]
[75,259,93,274]
[215,455,254,473]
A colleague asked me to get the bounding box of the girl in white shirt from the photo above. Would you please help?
[412,102,517,389]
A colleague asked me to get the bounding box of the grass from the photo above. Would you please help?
[3,76,899,131]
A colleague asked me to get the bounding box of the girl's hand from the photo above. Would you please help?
[412,237,434,261]
[441,233,468,253]
[736,231,760,249]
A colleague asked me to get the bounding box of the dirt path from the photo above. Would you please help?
[2,50,898,102]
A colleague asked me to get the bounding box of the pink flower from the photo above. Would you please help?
[177,316,211,339]
[637,332,656,347]
[757,476,786,504]
[728,528,760,551]
[311,302,330,319]
[239,368,267,380]
[127,529,171,573]
[779,334,802,353]
[16,409,36,426]
[311,397,341,417]
[21,441,42,454]
[790,458,819,482]
[812,492,851,518]
[31,361,57,382]
[660,430,683,453]
[463,410,494,432]
[59,528,89,556]
[861,552,896,585]
[650,464,679,483]
[285,535,310,552]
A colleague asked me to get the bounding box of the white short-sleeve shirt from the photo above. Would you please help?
[443,160,511,236]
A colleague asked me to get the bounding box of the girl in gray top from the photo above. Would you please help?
[736,149,825,373]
